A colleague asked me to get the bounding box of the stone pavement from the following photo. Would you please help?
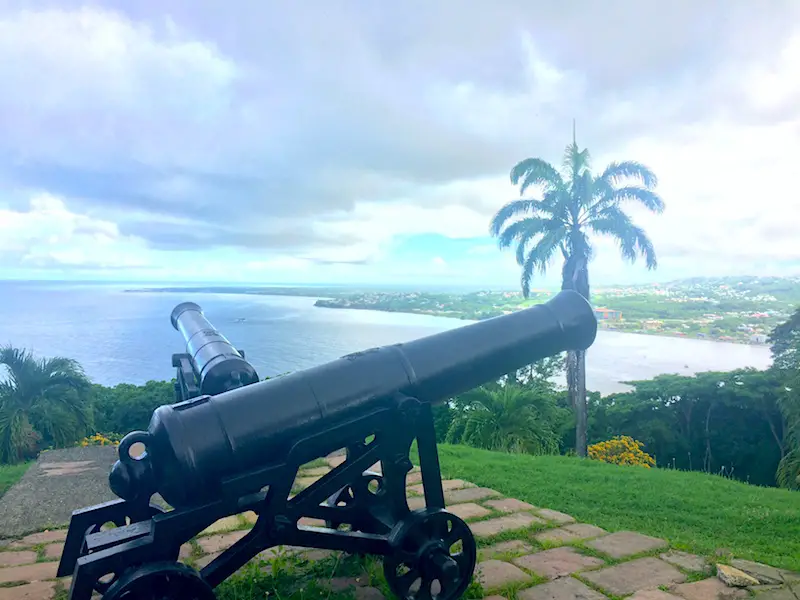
[1,453,798,600]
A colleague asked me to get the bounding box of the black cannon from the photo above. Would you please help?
[57,290,598,600]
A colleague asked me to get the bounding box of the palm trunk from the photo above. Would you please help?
[562,250,590,457]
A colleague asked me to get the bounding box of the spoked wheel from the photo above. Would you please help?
[383,509,477,600]
[103,562,215,600]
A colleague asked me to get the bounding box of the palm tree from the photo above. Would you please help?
[445,382,568,455]
[0,345,93,463]
[489,126,664,457]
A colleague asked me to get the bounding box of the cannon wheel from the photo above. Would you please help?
[103,562,215,600]
[383,509,477,600]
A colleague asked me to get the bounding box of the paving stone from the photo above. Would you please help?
[295,476,322,489]
[407,496,427,510]
[582,557,686,596]
[470,513,543,538]
[484,498,537,513]
[302,466,331,476]
[195,552,220,569]
[44,543,64,560]
[479,540,535,561]
[327,455,346,468]
[586,530,667,559]
[717,564,759,587]
[201,515,242,535]
[197,531,248,554]
[517,576,607,600]
[445,487,501,505]
[0,580,56,600]
[298,517,327,528]
[536,509,575,524]
[672,577,749,600]
[0,560,59,583]
[242,511,258,524]
[406,471,423,484]
[447,502,492,520]
[304,549,334,560]
[535,524,607,544]
[476,559,531,590]
[0,550,37,567]
[730,559,786,585]
[179,543,193,560]
[18,531,67,546]
[752,588,798,600]
[484,596,508,600]
[629,590,685,600]
[407,479,474,495]
[660,551,709,573]
[514,547,605,579]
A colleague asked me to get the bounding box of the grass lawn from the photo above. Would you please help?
[0,461,32,499]
[432,444,800,572]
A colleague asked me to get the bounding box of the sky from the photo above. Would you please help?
[0,1,799,289]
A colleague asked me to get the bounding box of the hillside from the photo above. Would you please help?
[433,444,800,571]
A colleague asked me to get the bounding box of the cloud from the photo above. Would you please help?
[0,2,799,285]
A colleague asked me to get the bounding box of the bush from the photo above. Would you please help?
[588,435,655,468]
[77,432,121,447]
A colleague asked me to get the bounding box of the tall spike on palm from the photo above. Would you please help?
[489,132,664,457]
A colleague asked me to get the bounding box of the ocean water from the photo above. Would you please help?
[0,281,773,394]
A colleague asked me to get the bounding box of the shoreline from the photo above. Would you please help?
[125,287,772,348]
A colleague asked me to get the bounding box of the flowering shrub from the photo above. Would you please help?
[78,432,122,447]
[588,435,655,468]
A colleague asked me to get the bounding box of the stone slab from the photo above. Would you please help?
[295,476,321,489]
[0,560,59,583]
[447,502,492,520]
[16,530,67,546]
[660,551,709,573]
[406,471,423,484]
[470,513,543,538]
[730,559,788,585]
[444,487,501,505]
[752,588,798,600]
[197,531,248,554]
[629,591,685,600]
[582,557,686,596]
[407,496,426,510]
[202,515,242,535]
[0,581,56,600]
[514,547,605,579]
[44,543,63,560]
[717,564,759,587]
[484,498,537,513]
[0,550,36,567]
[517,576,607,600]
[478,540,535,561]
[672,577,749,600]
[476,559,531,590]
[302,467,331,476]
[535,524,607,544]
[586,530,667,559]
[407,480,474,495]
[536,509,576,524]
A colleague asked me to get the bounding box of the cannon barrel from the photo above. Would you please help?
[111,290,597,508]
[171,302,260,396]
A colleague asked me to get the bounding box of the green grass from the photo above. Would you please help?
[0,461,32,499]
[432,444,800,572]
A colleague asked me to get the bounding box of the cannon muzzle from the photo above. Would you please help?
[171,301,260,396]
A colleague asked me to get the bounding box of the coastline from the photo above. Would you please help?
[124,287,772,348]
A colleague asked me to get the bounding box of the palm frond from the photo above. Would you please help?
[496,217,550,251]
[520,227,566,297]
[589,207,658,269]
[510,158,564,196]
[489,199,543,237]
[598,161,658,189]
[611,186,665,214]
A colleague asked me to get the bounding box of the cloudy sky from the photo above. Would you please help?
[1,1,798,289]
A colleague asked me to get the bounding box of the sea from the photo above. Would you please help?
[0,281,773,395]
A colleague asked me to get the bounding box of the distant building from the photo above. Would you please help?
[750,334,768,344]
[642,319,663,330]
[594,307,622,321]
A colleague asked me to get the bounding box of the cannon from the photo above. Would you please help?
[57,290,598,600]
